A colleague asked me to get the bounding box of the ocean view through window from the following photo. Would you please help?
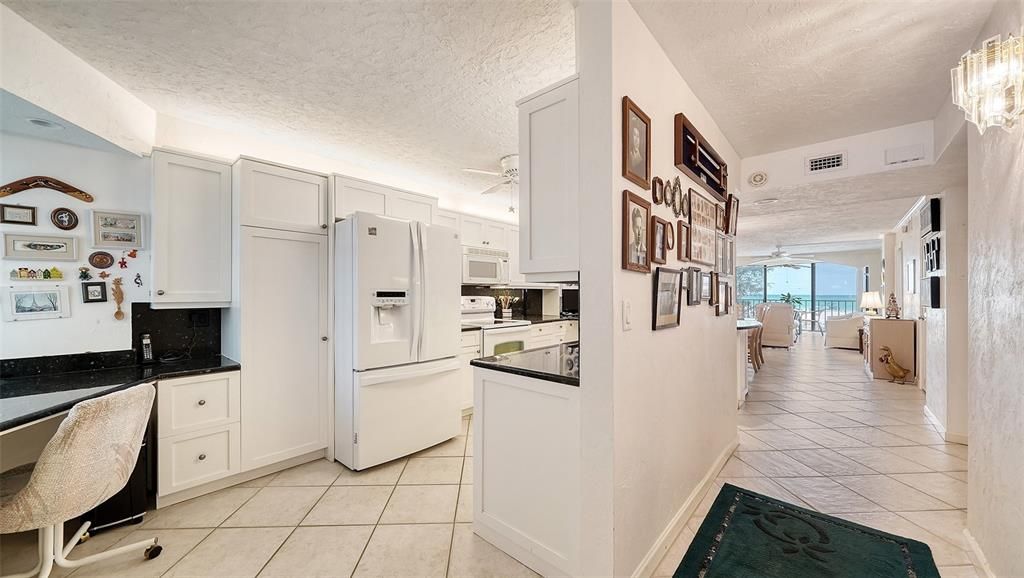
[738,262,858,326]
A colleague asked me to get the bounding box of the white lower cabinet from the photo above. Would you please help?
[526,321,578,349]
[156,371,242,496]
[459,331,482,411]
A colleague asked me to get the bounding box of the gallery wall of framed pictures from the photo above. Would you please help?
[618,94,741,330]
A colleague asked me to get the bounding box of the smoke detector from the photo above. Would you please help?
[748,171,768,187]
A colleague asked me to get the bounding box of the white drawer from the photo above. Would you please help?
[529,322,566,337]
[158,371,240,439]
[460,331,481,347]
[158,423,240,496]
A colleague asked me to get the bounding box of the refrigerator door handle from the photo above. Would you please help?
[416,223,428,359]
[410,222,422,362]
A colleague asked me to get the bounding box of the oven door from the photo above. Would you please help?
[463,253,506,284]
[482,325,533,356]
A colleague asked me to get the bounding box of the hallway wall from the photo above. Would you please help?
[965,1,1024,574]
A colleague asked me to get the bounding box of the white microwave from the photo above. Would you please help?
[462,246,510,285]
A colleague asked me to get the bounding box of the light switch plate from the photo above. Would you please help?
[622,299,632,331]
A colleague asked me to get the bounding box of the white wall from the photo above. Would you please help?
[0,5,155,156]
[608,3,740,574]
[966,1,1024,574]
[0,133,151,358]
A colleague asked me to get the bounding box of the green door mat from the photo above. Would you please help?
[675,484,940,578]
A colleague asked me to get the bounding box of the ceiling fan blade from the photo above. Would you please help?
[462,168,503,177]
[479,180,510,195]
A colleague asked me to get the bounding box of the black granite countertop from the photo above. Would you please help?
[471,341,579,387]
[0,355,240,431]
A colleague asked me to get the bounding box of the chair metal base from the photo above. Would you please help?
[1,521,159,578]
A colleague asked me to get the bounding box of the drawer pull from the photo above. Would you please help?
[156,290,165,296]
[321,224,328,229]
[197,399,207,406]
[198,453,207,461]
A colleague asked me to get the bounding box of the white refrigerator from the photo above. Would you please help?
[335,212,461,470]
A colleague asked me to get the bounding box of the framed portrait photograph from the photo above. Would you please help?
[2,284,71,321]
[622,96,651,190]
[3,233,78,261]
[1,204,37,225]
[650,216,671,265]
[91,210,143,249]
[81,281,108,303]
[688,189,717,267]
[686,267,702,306]
[725,194,740,236]
[622,191,651,273]
[652,267,684,330]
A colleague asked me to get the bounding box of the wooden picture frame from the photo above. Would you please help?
[716,204,726,232]
[673,112,728,202]
[651,177,664,204]
[0,204,36,225]
[725,194,740,236]
[622,97,651,190]
[716,233,727,274]
[716,280,729,316]
[701,271,712,302]
[91,210,144,249]
[650,216,671,265]
[652,267,684,330]
[81,281,108,303]
[677,221,690,261]
[686,267,702,306]
[709,272,720,306]
[622,191,651,273]
[2,284,71,321]
[688,189,717,267]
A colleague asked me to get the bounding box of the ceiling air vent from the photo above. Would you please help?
[884,144,925,166]
[806,152,846,174]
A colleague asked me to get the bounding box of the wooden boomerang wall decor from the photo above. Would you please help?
[0,176,94,202]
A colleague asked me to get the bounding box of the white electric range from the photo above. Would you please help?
[460,296,532,356]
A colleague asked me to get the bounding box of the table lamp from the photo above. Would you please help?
[860,291,883,315]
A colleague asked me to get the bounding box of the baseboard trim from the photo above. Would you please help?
[923,405,945,434]
[963,529,996,578]
[631,436,738,578]
[944,431,968,445]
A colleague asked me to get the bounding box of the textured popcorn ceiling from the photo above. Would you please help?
[630,0,996,157]
[738,133,967,257]
[3,0,576,213]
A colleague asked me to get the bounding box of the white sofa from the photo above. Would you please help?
[758,303,796,348]
[825,313,864,349]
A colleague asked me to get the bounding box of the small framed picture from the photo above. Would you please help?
[651,177,664,204]
[91,210,143,249]
[622,96,651,190]
[716,280,729,316]
[2,284,71,321]
[652,267,684,330]
[0,204,36,225]
[709,272,720,306]
[725,194,740,236]
[665,220,675,253]
[716,233,727,274]
[81,281,108,303]
[686,267,702,306]
[51,207,80,231]
[650,216,671,265]
[701,271,712,302]
[716,204,727,232]
[677,221,690,261]
[688,189,717,267]
[3,233,78,261]
[623,191,651,273]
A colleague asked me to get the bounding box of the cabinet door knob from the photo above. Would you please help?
[198,399,207,406]
[198,453,207,461]
[321,224,328,229]
[321,336,329,342]
[156,290,165,296]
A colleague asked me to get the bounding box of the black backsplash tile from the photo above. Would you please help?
[1,349,136,378]
[131,303,222,362]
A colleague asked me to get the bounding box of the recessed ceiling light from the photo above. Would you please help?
[753,198,779,206]
[26,118,64,130]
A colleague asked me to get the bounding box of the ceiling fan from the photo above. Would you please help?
[747,245,821,268]
[462,154,519,213]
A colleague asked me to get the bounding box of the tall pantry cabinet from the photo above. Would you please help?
[224,158,331,471]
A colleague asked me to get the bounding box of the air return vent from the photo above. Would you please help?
[806,152,846,174]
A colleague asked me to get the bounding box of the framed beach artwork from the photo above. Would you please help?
[652,267,684,330]
[91,210,143,249]
[2,284,70,321]
[688,189,717,267]
[3,233,78,261]
[622,96,651,190]
[650,216,671,265]
[622,191,651,273]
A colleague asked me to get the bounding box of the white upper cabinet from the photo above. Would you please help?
[334,175,437,223]
[151,150,232,308]
[517,76,579,279]
[461,215,507,250]
[508,226,526,283]
[237,158,329,234]
[434,209,459,230]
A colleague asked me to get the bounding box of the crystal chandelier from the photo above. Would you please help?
[951,33,1024,134]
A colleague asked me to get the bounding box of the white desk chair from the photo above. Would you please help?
[0,383,161,578]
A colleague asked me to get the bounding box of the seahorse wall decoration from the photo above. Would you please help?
[111,277,125,320]
[0,176,95,203]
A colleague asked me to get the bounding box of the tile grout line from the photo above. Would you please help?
[348,458,411,578]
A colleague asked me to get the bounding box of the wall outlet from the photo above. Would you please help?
[622,299,632,331]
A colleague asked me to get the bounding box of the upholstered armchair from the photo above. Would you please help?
[758,303,796,348]
[825,312,864,349]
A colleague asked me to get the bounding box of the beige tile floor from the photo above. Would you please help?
[1,334,980,577]
[653,333,980,578]
[0,417,538,578]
